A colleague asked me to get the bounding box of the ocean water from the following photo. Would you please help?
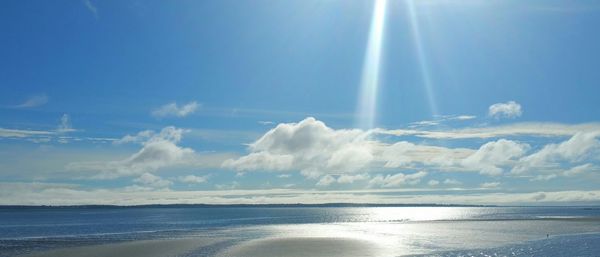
[1,206,600,256]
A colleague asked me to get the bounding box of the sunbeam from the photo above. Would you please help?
[406,0,438,116]
[356,0,388,130]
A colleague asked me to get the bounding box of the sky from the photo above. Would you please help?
[1,0,600,205]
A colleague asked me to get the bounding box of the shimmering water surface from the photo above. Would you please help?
[1,206,600,256]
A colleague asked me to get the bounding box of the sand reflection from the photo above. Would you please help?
[221,237,384,257]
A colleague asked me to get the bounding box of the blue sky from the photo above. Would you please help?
[1,0,600,205]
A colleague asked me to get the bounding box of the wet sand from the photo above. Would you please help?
[219,237,384,257]
[19,238,222,257]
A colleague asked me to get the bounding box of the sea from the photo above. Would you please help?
[1,206,600,257]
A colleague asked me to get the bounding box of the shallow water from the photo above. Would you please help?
[1,206,600,256]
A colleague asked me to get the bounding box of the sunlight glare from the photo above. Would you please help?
[356,0,388,130]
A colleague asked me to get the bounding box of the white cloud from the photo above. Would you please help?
[455,115,477,120]
[178,175,208,184]
[368,171,427,188]
[443,178,462,185]
[563,163,597,177]
[133,173,172,189]
[113,130,154,145]
[223,118,480,178]
[67,127,196,178]
[337,174,370,184]
[315,173,370,187]
[531,174,558,181]
[222,117,600,185]
[152,101,199,118]
[0,128,53,138]
[316,175,336,187]
[480,182,500,188]
[2,182,600,205]
[409,115,477,128]
[223,152,294,172]
[380,141,473,170]
[409,120,441,127]
[489,101,522,119]
[513,132,600,174]
[462,139,530,176]
[14,94,48,108]
[223,117,373,178]
[529,163,597,181]
[380,122,600,140]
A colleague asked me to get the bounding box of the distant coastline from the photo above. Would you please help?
[0,203,497,209]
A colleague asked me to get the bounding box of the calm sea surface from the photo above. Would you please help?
[1,206,600,256]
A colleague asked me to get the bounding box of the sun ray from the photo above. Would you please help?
[356,0,388,130]
[406,0,438,116]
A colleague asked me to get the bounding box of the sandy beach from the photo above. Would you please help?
[18,236,384,257]
[19,238,222,257]
[219,237,384,257]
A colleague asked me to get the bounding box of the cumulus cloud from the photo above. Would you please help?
[223,117,474,178]
[380,141,472,170]
[368,171,427,188]
[14,94,48,108]
[223,117,373,178]
[222,117,600,184]
[68,127,196,178]
[488,101,522,119]
[462,139,530,176]
[513,132,600,174]
[530,163,597,181]
[152,101,199,118]
[223,152,294,172]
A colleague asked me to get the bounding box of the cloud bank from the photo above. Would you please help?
[223,117,600,187]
